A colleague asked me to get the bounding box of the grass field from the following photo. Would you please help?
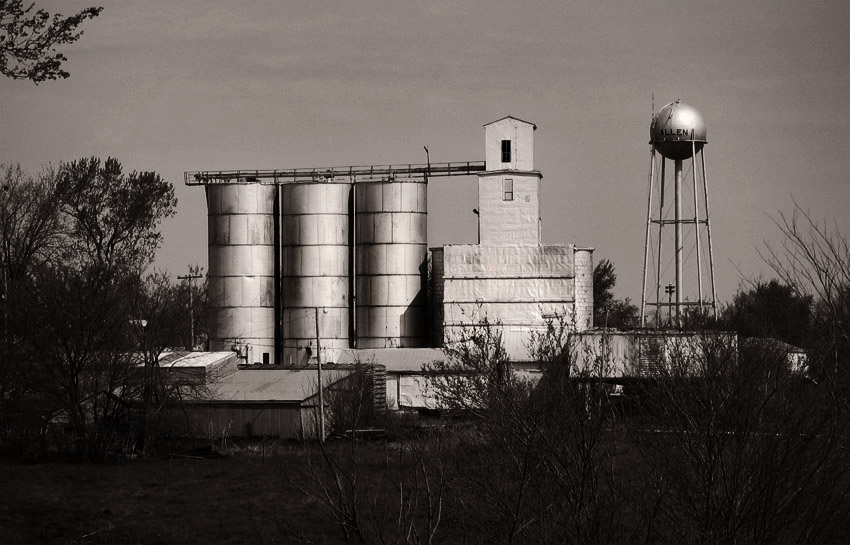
[0,445,337,545]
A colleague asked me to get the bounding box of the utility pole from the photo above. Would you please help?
[665,284,676,328]
[315,307,325,442]
[178,271,203,351]
[1,185,8,372]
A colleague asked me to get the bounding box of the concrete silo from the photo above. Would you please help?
[206,183,277,363]
[281,182,351,364]
[355,179,428,348]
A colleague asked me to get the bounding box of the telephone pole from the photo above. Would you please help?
[315,307,326,442]
[178,271,203,350]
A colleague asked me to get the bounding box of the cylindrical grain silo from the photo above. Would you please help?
[355,179,428,348]
[573,246,594,331]
[281,182,351,365]
[207,183,277,363]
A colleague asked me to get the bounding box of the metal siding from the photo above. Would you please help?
[281,182,351,363]
[207,184,277,362]
[355,180,428,349]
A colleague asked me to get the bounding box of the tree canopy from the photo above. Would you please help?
[724,279,812,347]
[0,158,197,459]
[592,258,637,329]
[0,0,102,82]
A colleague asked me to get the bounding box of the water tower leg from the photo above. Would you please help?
[674,159,683,327]
[640,148,657,328]
[701,149,719,320]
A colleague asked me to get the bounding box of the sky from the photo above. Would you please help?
[1,0,847,305]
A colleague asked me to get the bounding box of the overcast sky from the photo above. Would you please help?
[2,0,847,304]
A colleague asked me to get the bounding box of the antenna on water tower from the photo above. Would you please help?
[640,99,717,328]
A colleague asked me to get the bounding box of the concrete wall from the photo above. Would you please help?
[478,172,542,247]
[573,247,594,330]
[484,117,536,171]
[440,244,577,360]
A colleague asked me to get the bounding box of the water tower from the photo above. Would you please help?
[640,99,717,328]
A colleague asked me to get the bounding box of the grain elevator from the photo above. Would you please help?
[187,116,593,364]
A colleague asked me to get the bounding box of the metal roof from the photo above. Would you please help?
[208,367,353,402]
[336,348,446,373]
[158,351,236,369]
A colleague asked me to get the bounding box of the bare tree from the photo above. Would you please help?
[282,432,446,545]
[635,332,850,544]
[761,204,849,379]
[128,271,188,455]
[0,164,64,449]
[425,315,646,545]
[17,263,137,460]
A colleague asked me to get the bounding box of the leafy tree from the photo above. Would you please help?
[0,0,102,82]
[4,158,179,459]
[724,279,812,347]
[593,258,638,329]
[56,157,177,271]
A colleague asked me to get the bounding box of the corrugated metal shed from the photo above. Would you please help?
[209,367,352,401]
[158,351,238,382]
[169,364,355,439]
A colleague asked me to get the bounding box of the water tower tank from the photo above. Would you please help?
[650,100,707,160]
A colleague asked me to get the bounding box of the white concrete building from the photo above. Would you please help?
[431,116,594,361]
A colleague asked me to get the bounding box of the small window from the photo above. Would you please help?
[504,178,514,201]
[501,140,511,163]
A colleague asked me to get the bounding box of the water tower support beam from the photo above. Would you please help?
[675,159,683,327]
[701,149,719,320]
[692,142,704,309]
[656,158,666,328]
[640,148,657,327]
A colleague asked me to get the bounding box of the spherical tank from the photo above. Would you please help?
[355,179,428,348]
[281,182,351,365]
[207,183,277,362]
[650,100,707,160]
